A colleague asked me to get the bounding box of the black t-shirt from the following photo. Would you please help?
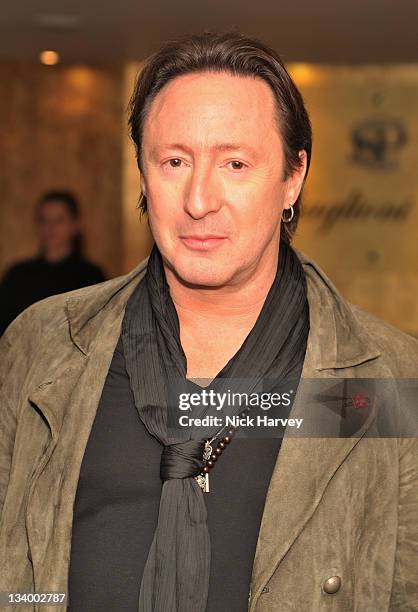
[0,253,105,335]
[68,336,282,611]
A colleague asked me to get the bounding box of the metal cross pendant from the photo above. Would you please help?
[203,440,212,461]
[194,440,212,493]
[195,472,210,493]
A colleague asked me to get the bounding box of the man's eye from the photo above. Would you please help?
[167,158,182,167]
[229,160,246,170]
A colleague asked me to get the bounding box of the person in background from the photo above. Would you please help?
[0,190,105,335]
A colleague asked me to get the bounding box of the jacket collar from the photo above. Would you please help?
[65,247,380,370]
[65,256,149,356]
[295,248,380,369]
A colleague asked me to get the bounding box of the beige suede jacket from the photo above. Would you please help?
[0,249,417,612]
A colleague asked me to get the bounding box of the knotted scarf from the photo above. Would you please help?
[121,238,310,612]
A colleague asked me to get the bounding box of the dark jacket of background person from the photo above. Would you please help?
[0,247,417,611]
[0,252,104,336]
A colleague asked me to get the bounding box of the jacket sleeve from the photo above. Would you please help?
[0,309,37,521]
[0,321,19,520]
[389,437,418,611]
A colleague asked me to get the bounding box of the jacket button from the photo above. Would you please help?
[323,575,341,594]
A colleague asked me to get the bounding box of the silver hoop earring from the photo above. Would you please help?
[281,205,294,223]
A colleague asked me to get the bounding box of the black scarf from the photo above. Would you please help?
[121,238,310,612]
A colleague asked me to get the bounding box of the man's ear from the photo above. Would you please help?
[140,173,147,198]
[285,150,308,207]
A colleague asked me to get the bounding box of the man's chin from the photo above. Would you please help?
[169,259,234,289]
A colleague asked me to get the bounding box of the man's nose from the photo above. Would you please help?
[183,166,222,219]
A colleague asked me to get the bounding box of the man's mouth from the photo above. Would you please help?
[180,235,227,251]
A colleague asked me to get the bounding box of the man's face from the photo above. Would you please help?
[141,71,298,288]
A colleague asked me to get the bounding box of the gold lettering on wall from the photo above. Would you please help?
[289,64,418,336]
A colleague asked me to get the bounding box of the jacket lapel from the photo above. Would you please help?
[25,260,150,588]
[249,251,383,610]
[27,257,149,437]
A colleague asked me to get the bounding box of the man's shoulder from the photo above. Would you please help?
[298,247,418,377]
[349,302,418,377]
[0,255,149,357]
[0,276,117,348]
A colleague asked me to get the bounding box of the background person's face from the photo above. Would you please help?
[142,71,299,288]
[38,200,78,252]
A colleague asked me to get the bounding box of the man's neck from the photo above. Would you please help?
[164,245,280,379]
[165,249,279,324]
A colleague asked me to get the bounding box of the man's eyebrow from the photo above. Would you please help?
[154,142,258,155]
[211,142,258,155]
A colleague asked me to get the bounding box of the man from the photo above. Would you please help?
[0,31,417,612]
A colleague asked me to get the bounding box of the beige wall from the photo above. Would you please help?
[0,61,124,279]
[290,64,418,337]
[121,63,154,272]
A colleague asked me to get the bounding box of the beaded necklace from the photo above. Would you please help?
[194,406,251,492]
